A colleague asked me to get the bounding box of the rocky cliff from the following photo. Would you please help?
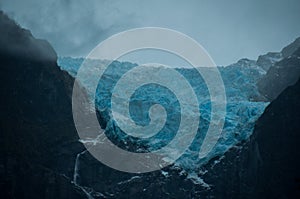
[0,11,86,198]
[1,10,299,199]
[257,38,300,101]
[203,78,300,198]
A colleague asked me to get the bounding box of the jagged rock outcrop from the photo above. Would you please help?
[281,37,300,58]
[257,37,300,101]
[256,52,282,71]
[0,11,85,198]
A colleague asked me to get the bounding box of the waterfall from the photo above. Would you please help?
[72,150,94,199]
[73,153,81,185]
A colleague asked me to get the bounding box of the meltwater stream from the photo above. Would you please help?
[73,150,95,199]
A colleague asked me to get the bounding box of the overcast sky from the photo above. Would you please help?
[1,0,300,66]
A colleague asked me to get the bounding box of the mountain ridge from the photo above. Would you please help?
[1,10,299,199]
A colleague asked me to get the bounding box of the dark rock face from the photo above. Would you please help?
[257,47,300,101]
[256,38,300,73]
[0,11,85,198]
[254,78,300,198]
[281,37,300,58]
[257,38,300,101]
[0,12,57,62]
[203,78,300,198]
[1,9,299,199]
[256,52,282,71]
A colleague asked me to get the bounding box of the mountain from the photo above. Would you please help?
[257,38,300,100]
[256,52,282,71]
[202,77,300,198]
[57,46,300,198]
[57,36,300,197]
[0,11,86,198]
[1,10,300,199]
[281,37,300,58]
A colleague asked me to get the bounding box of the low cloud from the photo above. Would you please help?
[1,0,300,65]
[0,0,137,57]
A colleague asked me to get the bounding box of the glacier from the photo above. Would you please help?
[58,57,268,177]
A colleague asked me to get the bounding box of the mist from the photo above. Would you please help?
[1,0,300,65]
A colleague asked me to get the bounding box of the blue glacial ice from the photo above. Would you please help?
[58,57,269,173]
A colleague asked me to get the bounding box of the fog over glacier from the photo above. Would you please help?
[1,0,300,65]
